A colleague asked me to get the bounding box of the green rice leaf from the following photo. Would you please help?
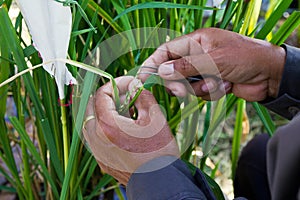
[255,0,293,39]
[270,11,300,45]
[87,1,123,33]
[71,27,97,37]
[231,99,245,179]
[10,117,59,199]
[114,2,217,21]
[252,102,275,135]
[203,173,226,200]
[85,174,114,200]
[60,72,96,200]
[23,45,37,58]
[143,74,162,89]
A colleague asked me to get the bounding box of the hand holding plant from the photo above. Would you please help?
[83,76,179,185]
[140,28,286,102]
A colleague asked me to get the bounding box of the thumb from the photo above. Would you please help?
[158,54,219,80]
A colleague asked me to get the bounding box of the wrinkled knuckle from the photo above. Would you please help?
[181,56,192,71]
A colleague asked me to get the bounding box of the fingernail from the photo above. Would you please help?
[222,81,232,91]
[201,81,215,92]
[159,62,174,76]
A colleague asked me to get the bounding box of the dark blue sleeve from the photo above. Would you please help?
[262,44,300,119]
[126,156,216,200]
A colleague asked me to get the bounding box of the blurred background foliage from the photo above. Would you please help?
[0,0,299,199]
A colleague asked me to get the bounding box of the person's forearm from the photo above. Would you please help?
[262,44,300,119]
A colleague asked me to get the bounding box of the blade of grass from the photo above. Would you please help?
[70,155,94,199]
[252,102,276,135]
[202,96,227,156]
[20,139,34,200]
[220,0,238,29]
[0,121,26,198]
[60,72,96,200]
[114,2,217,22]
[87,0,123,33]
[169,99,206,130]
[85,174,114,200]
[83,158,98,191]
[9,117,59,199]
[248,0,262,35]
[233,0,244,30]
[255,0,293,39]
[194,0,206,29]
[270,11,300,45]
[231,99,245,179]
[0,28,26,198]
[184,161,225,200]
[203,173,225,200]
[0,18,10,120]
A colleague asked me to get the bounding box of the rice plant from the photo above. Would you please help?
[0,0,299,199]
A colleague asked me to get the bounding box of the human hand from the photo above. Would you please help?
[82,76,179,186]
[139,28,286,101]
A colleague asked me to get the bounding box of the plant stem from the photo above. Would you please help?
[60,99,69,173]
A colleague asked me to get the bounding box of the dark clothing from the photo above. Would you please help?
[127,156,215,200]
[263,44,300,200]
[234,134,271,200]
[263,45,300,120]
[126,44,300,200]
[267,113,300,200]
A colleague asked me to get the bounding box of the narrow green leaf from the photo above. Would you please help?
[184,161,225,200]
[203,173,225,200]
[143,74,162,89]
[231,99,245,179]
[10,117,59,199]
[71,27,96,37]
[270,11,300,45]
[255,0,293,39]
[87,0,123,33]
[23,45,37,58]
[220,0,238,29]
[0,185,17,193]
[202,96,226,156]
[252,102,275,135]
[0,120,26,198]
[21,140,34,200]
[83,159,98,190]
[169,99,206,130]
[114,2,217,21]
[70,155,93,199]
[60,72,96,200]
[85,174,114,200]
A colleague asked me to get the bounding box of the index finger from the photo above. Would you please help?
[138,32,205,82]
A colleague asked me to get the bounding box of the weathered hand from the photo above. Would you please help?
[139,28,286,101]
[83,76,179,185]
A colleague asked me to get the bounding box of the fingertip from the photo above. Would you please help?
[165,81,187,97]
[158,61,175,77]
[190,78,218,96]
[201,80,218,93]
